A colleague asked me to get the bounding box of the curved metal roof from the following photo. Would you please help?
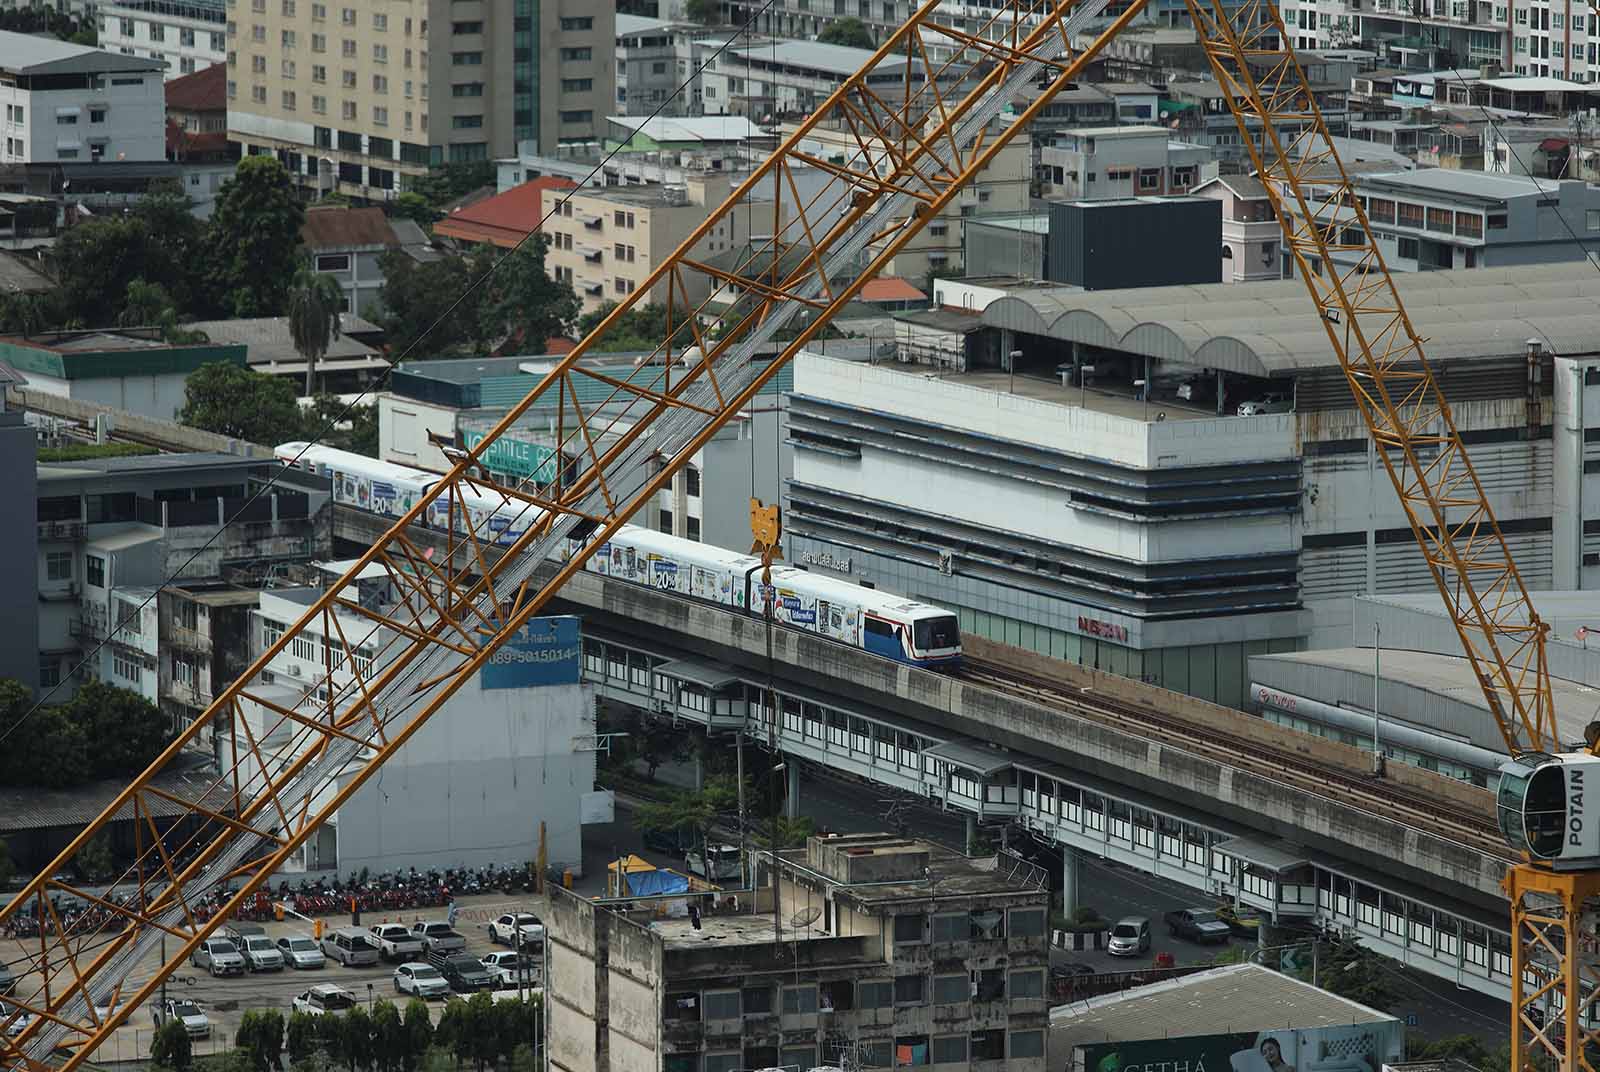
[981,262,1600,377]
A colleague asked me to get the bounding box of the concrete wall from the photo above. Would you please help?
[332,678,595,874]
[548,889,604,1072]
[7,388,271,456]
[604,913,662,1072]
[24,369,196,424]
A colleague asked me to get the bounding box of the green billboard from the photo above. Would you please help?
[461,429,559,482]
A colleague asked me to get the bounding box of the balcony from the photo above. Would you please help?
[163,677,209,709]
[38,519,86,542]
[167,624,212,653]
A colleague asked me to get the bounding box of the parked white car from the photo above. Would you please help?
[486,913,542,946]
[370,923,425,962]
[237,935,285,972]
[479,951,539,988]
[393,962,450,999]
[1237,394,1291,416]
[412,920,466,953]
[275,935,326,970]
[292,985,358,1016]
[153,999,211,1039]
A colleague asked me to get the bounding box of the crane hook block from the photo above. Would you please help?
[749,498,783,560]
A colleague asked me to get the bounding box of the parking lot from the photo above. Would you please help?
[1,892,548,1063]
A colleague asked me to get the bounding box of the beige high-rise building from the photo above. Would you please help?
[224,0,612,196]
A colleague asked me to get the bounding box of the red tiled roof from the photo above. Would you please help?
[164,63,226,113]
[434,176,577,249]
[858,276,927,303]
[166,119,228,159]
[301,206,398,250]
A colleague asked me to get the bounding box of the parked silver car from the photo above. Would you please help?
[191,938,246,976]
[275,934,327,970]
[1106,916,1151,957]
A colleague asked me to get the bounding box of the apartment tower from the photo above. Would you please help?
[225,0,611,195]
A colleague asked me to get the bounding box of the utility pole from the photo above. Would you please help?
[1372,621,1385,777]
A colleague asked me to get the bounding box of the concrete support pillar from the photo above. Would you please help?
[692,748,704,792]
[785,757,800,819]
[964,814,977,856]
[1061,848,1079,919]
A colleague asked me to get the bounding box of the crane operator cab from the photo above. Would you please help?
[1497,752,1600,864]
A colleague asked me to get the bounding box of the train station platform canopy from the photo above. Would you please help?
[979,262,1600,378]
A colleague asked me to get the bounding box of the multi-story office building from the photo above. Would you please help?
[1036,125,1215,200]
[702,39,970,119]
[786,261,1600,706]
[547,832,1051,1072]
[615,14,725,116]
[225,0,613,196]
[99,0,227,79]
[0,31,165,164]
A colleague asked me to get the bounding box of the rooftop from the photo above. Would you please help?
[1254,646,1600,746]
[729,39,902,75]
[779,832,1049,903]
[1049,964,1393,1050]
[930,368,1219,421]
[1358,167,1562,201]
[37,451,264,480]
[164,62,225,112]
[615,13,672,35]
[966,212,1050,234]
[978,262,1600,378]
[0,752,231,833]
[606,114,767,144]
[183,315,384,369]
[435,176,576,249]
[650,912,830,950]
[857,276,927,303]
[0,252,54,295]
[0,30,162,77]
[301,206,398,250]
[1056,123,1171,138]
[1194,174,1271,200]
[1480,74,1594,93]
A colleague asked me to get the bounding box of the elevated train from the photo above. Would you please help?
[276,443,962,669]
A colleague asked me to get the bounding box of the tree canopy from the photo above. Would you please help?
[817,16,874,47]
[206,156,307,317]
[0,677,169,789]
[180,363,306,445]
[575,302,696,354]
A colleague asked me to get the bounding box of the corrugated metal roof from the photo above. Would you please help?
[980,263,1600,376]
[0,757,236,832]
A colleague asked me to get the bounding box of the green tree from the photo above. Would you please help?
[752,814,816,850]
[400,999,433,1072]
[817,16,874,47]
[574,302,696,354]
[433,999,471,1069]
[1316,940,1398,1012]
[287,268,345,395]
[371,248,480,358]
[72,830,115,882]
[179,363,306,445]
[305,394,379,456]
[206,156,307,317]
[51,216,186,327]
[475,238,580,353]
[370,1000,405,1072]
[393,192,441,228]
[463,993,498,1072]
[343,1005,375,1072]
[285,1010,320,1066]
[61,680,172,780]
[8,706,90,788]
[316,1011,348,1068]
[150,1016,194,1072]
[237,1009,285,1072]
[410,162,495,208]
[685,0,719,23]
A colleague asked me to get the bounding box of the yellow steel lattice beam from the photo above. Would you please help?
[1185,0,1556,760]
[0,0,1153,1065]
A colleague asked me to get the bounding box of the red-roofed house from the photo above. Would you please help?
[856,275,927,311]
[434,176,577,250]
[164,63,235,217]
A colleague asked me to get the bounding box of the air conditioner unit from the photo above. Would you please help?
[288,664,303,677]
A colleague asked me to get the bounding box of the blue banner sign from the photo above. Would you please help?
[482,615,582,689]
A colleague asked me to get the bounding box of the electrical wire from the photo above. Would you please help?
[0,0,793,752]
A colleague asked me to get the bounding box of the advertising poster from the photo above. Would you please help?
[481,615,582,689]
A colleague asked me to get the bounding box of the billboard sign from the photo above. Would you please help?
[1078,1021,1401,1072]
[461,429,560,483]
[481,615,582,689]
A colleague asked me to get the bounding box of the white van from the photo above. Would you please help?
[321,926,381,966]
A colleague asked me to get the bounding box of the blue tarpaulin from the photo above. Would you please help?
[625,869,690,896]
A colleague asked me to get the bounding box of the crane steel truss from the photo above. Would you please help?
[0,0,1153,1065]
[1184,0,1570,1063]
[1185,0,1555,763]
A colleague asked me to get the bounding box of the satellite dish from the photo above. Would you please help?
[790,906,822,928]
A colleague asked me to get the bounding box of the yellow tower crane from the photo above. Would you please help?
[0,0,1582,1065]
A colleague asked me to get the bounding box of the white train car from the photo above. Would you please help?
[278,444,962,668]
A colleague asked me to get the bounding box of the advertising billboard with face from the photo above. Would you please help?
[1077,1021,1402,1072]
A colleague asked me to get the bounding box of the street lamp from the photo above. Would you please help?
[1079,364,1096,409]
[1008,349,1023,394]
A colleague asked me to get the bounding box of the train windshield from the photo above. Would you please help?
[913,616,960,652]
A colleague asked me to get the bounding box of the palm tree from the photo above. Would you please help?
[287,268,345,396]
